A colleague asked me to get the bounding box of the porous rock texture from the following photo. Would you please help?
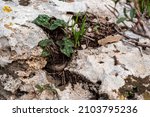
[66,39,150,99]
[0,0,89,100]
[0,0,150,100]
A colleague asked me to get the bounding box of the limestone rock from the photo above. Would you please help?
[0,74,21,93]
[58,83,93,100]
[66,39,150,99]
[0,0,149,100]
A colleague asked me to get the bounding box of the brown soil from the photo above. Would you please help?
[81,13,117,48]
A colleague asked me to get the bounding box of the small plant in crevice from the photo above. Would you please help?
[33,14,72,57]
[138,0,150,17]
[112,0,150,18]
[116,7,136,24]
[124,86,139,99]
[33,13,87,58]
[35,84,58,98]
[109,0,150,40]
[71,13,86,48]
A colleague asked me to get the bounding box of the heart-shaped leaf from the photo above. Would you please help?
[38,39,53,48]
[57,38,74,57]
[50,19,66,30]
[41,50,50,57]
[33,14,51,29]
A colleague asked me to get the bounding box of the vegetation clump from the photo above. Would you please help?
[33,13,86,57]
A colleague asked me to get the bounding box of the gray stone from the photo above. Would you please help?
[66,39,150,99]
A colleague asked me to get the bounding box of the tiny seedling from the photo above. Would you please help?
[35,84,45,93]
[35,84,58,96]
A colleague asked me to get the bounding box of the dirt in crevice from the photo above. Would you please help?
[19,0,31,6]
[46,70,109,100]
[0,60,29,99]
[0,82,12,100]
[0,60,28,76]
[73,12,118,48]
[15,88,29,97]
[119,75,150,100]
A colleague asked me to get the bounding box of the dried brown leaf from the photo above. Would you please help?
[98,34,123,46]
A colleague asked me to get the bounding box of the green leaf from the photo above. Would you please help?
[33,14,51,29]
[50,19,66,30]
[80,15,86,36]
[74,31,80,47]
[147,3,150,17]
[35,84,44,93]
[57,38,74,57]
[123,8,128,18]
[38,39,52,48]
[130,8,136,20]
[41,50,50,57]
[64,38,74,47]
[72,14,86,48]
[60,46,73,57]
[55,19,66,26]
[116,17,126,24]
[49,23,60,30]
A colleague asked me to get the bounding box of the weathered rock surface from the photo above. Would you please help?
[0,0,90,100]
[57,83,93,100]
[0,0,49,99]
[66,38,150,99]
[0,0,149,100]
